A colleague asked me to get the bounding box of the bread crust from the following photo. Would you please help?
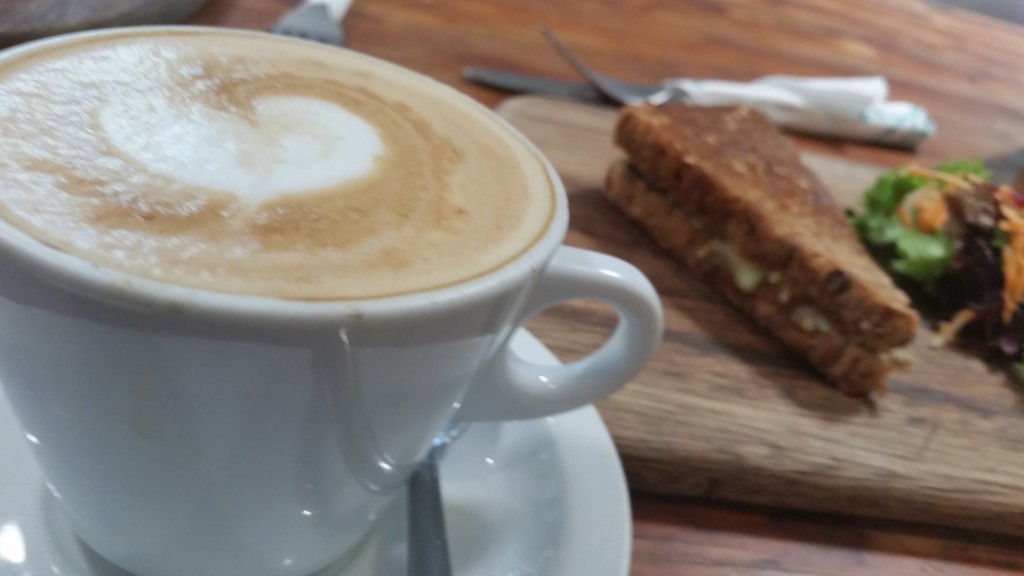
[607,104,919,394]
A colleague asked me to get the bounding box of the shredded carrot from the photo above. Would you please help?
[898,184,949,233]
[912,189,949,233]
[931,308,978,347]
[906,165,973,192]
[995,184,1018,207]
[998,195,1024,323]
[897,204,912,228]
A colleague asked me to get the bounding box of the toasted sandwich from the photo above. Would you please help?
[604,104,918,395]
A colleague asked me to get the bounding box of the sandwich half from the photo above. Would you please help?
[605,104,918,394]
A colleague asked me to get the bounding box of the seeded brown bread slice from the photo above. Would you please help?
[607,104,918,394]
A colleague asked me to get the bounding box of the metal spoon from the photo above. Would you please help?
[407,423,467,576]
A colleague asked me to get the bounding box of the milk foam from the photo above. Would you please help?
[100,95,383,202]
[0,30,555,300]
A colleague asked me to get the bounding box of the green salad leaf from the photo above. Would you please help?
[852,159,1024,392]
[891,229,953,284]
[994,228,1009,249]
[935,159,990,181]
[847,163,978,289]
[850,211,904,245]
[860,169,925,214]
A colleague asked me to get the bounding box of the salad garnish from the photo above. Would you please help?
[848,160,1024,384]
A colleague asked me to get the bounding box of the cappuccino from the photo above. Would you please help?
[0,29,554,299]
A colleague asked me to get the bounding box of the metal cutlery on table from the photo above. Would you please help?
[462,27,676,106]
[463,66,605,103]
[538,26,685,105]
[407,423,466,576]
[271,0,352,45]
[465,27,935,148]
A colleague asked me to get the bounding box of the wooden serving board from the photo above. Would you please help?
[0,0,207,48]
[501,95,1024,537]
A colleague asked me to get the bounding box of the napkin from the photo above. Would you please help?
[665,75,934,148]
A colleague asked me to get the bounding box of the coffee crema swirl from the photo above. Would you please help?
[0,30,554,300]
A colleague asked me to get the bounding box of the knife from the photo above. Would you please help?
[462,66,605,103]
[463,66,935,149]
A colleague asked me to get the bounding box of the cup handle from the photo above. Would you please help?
[455,246,663,421]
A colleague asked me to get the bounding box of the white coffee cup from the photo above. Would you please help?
[0,27,662,576]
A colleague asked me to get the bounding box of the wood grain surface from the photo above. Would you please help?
[0,0,207,48]
[189,0,1024,169]
[199,0,1024,167]
[502,95,1024,538]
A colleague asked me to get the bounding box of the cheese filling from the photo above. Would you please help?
[627,161,909,366]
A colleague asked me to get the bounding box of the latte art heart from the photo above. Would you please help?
[0,30,554,300]
[99,95,383,202]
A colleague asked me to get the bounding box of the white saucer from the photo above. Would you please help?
[0,330,631,576]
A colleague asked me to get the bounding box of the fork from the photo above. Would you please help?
[538,26,933,148]
[539,26,685,105]
[271,0,353,46]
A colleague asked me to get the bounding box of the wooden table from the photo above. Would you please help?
[187,1,1024,574]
